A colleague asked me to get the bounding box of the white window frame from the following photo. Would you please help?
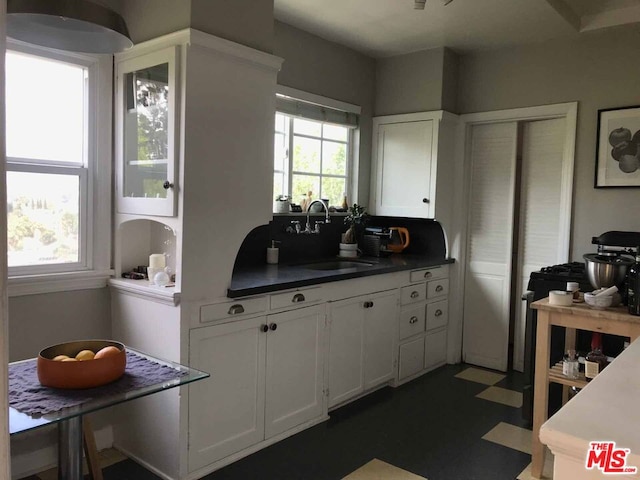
[6,40,113,296]
[274,86,361,208]
[275,113,353,203]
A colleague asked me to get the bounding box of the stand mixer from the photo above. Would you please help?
[583,231,640,300]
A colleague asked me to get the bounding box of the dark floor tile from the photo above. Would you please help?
[25,364,529,480]
[202,365,531,480]
[100,459,162,480]
[495,369,525,393]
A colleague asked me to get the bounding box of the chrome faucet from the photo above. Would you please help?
[305,199,330,234]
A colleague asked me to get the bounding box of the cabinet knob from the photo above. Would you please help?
[436,285,444,293]
[269,323,278,331]
[363,301,374,308]
[409,316,418,324]
[424,271,432,279]
[435,309,443,317]
[261,324,269,333]
[410,291,420,299]
[163,181,174,190]
[292,293,306,303]
[228,304,245,315]
[422,198,429,203]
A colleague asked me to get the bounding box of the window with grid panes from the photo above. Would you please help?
[5,42,110,280]
[274,110,354,209]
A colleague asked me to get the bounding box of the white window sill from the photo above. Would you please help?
[8,269,114,297]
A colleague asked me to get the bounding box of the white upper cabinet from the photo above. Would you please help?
[115,46,179,216]
[370,111,458,221]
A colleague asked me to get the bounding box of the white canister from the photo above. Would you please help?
[549,290,573,306]
[266,241,280,264]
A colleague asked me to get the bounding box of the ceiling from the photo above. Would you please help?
[273,0,640,58]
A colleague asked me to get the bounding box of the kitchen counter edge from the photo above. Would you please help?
[227,256,454,298]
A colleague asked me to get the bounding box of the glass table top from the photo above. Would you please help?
[9,347,209,435]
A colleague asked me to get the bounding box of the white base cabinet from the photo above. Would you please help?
[328,290,397,408]
[188,316,266,472]
[264,306,325,438]
[396,266,450,384]
[188,304,325,471]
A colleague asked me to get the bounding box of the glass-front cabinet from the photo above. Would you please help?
[115,47,178,216]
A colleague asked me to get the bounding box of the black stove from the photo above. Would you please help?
[538,261,586,276]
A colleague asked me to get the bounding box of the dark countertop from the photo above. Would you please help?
[227,254,455,298]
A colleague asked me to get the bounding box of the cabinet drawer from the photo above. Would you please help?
[410,266,447,283]
[399,304,426,340]
[200,297,267,324]
[400,284,427,305]
[398,337,425,381]
[427,278,449,299]
[270,287,323,310]
[426,300,448,331]
[425,329,447,370]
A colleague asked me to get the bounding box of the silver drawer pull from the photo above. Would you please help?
[424,271,432,279]
[409,316,418,324]
[435,285,444,293]
[410,291,420,299]
[292,293,306,303]
[228,304,245,315]
[435,309,443,317]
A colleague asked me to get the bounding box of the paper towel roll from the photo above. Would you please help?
[549,290,573,306]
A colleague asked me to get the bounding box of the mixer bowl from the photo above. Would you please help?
[584,253,634,289]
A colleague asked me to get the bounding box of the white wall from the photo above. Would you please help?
[458,26,640,259]
[274,21,376,207]
[8,289,111,362]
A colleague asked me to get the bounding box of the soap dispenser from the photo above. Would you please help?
[267,241,280,265]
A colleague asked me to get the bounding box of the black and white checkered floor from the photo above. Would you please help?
[22,364,554,480]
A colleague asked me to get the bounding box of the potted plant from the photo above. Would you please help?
[340,204,368,256]
[274,194,291,214]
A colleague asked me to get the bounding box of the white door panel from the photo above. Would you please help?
[463,122,518,372]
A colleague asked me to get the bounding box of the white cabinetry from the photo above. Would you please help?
[396,266,449,384]
[115,46,179,217]
[264,306,325,437]
[188,317,266,471]
[188,304,325,471]
[370,111,458,223]
[328,290,397,408]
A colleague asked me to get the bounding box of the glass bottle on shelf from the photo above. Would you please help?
[562,349,579,379]
[584,332,608,381]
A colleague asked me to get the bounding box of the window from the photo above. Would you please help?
[274,90,359,209]
[5,42,112,290]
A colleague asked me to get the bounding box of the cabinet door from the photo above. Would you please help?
[425,329,447,370]
[264,305,325,438]
[374,120,433,217]
[188,317,266,471]
[364,291,398,390]
[398,336,425,381]
[328,298,365,408]
[116,47,179,216]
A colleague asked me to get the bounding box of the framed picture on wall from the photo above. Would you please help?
[596,105,640,188]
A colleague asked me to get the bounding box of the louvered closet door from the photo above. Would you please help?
[513,117,568,371]
[463,122,518,372]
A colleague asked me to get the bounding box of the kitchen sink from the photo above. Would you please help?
[299,260,375,271]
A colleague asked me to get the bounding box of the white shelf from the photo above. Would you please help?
[127,159,169,166]
[108,277,180,306]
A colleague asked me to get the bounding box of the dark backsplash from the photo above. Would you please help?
[232,215,448,270]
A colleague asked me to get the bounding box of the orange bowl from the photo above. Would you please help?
[37,340,126,389]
